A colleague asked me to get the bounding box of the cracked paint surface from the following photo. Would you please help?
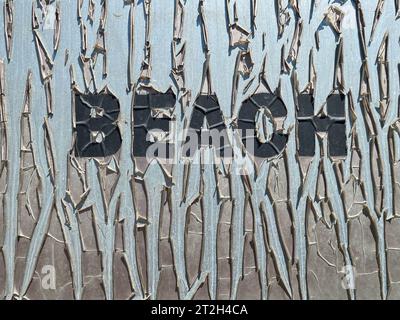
[0,0,400,300]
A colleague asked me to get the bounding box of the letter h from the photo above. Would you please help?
[297,94,346,157]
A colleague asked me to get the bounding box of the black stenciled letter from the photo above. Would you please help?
[297,94,346,157]
[74,90,122,157]
[238,93,288,158]
[184,94,232,157]
[133,89,175,158]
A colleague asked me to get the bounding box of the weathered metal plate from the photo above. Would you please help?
[0,0,400,300]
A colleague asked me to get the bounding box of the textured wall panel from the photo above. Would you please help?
[0,0,399,300]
